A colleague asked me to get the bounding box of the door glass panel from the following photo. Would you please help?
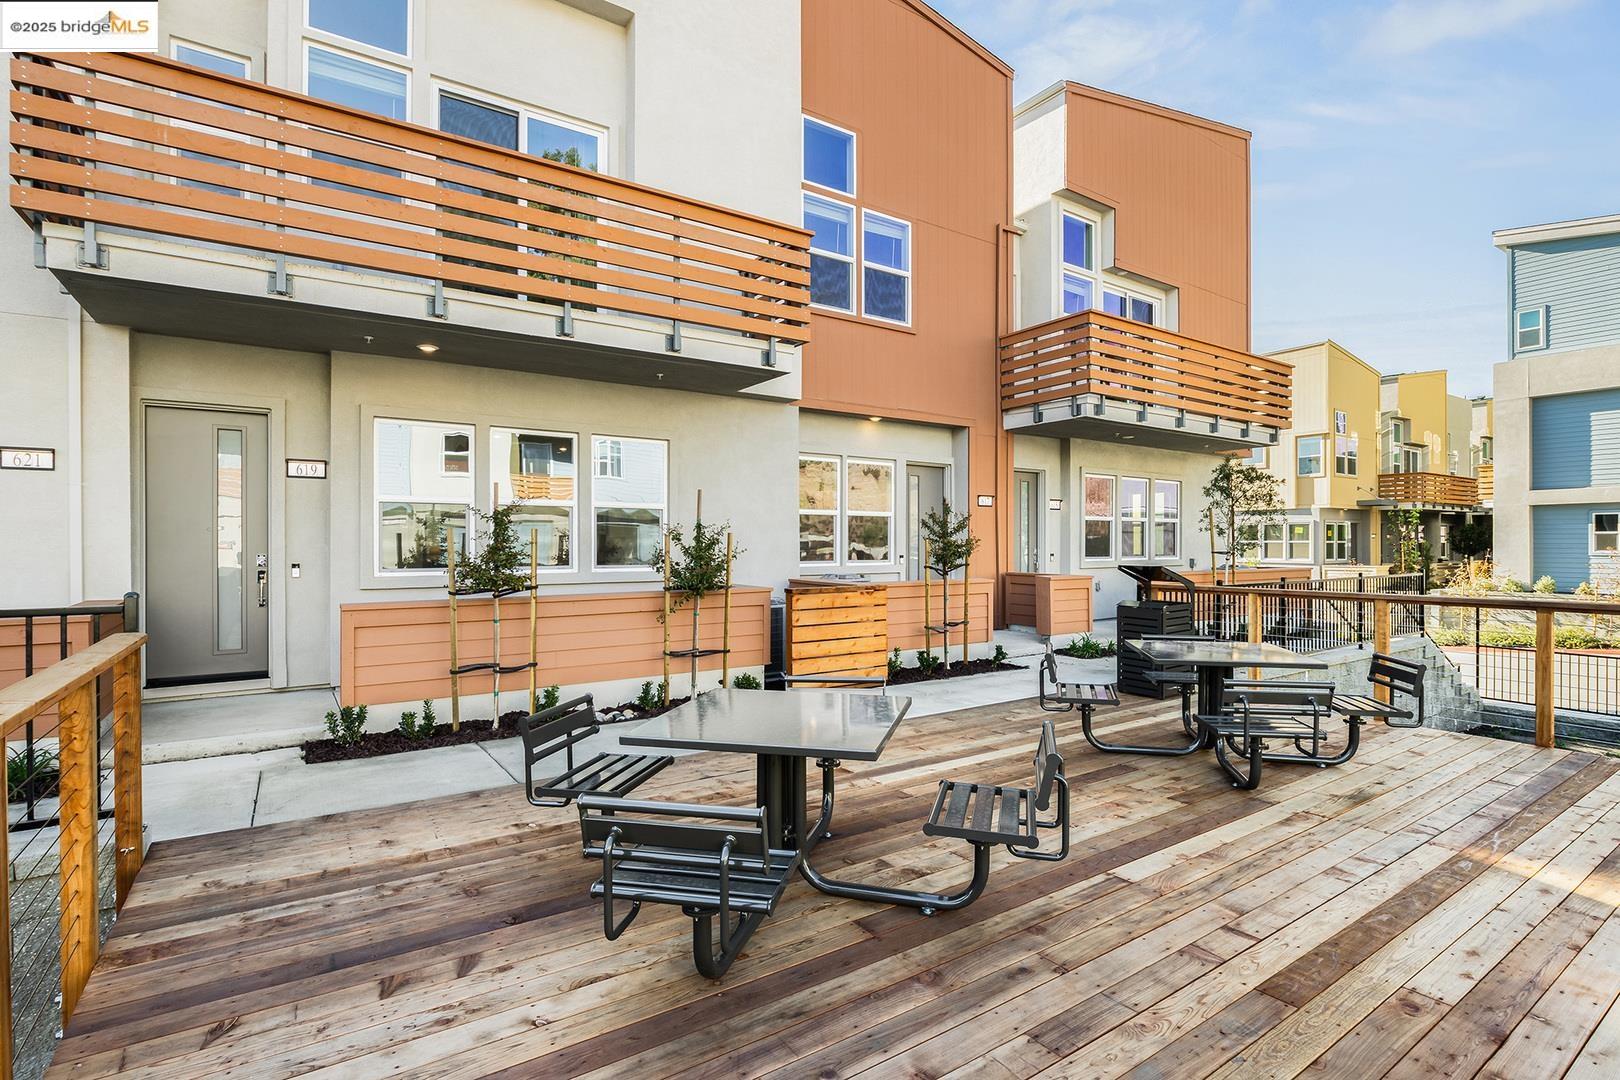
[215,428,245,652]
[908,474,921,578]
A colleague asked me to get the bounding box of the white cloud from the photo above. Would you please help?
[1009,11,1204,97]
[1360,0,1586,57]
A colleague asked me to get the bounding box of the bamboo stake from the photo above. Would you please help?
[962,562,970,667]
[689,489,703,697]
[447,531,460,733]
[490,483,502,722]
[528,531,538,713]
[722,531,734,690]
[923,539,932,657]
[661,530,671,705]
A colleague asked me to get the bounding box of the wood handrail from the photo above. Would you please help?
[0,631,146,1075]
[1192,584,1620,615]
[9,53,812,346]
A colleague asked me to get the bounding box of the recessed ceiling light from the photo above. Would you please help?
[868,416,883,422]
[417,343,439,354]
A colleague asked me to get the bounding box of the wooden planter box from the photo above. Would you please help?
[784,578,994,678]
[338,587,771,707]
[1003,573,1094,637]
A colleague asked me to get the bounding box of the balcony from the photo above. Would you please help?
[1478,462,1495,505]
[1377,470,1481,508]
[998,311,1291,450]
[8,53,810,394]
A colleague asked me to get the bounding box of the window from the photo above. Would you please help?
[805,193,855,313]
[591,436,666,568]
[593,438,622,479]
[1236,522,1260,564]
[846,459,894,562]
[1287,522,1313,561]
[862,211,911,325]
[1061,272,1093,315]
[308,0,409,55]
[1062,213,1093,272]
[1516,306,1546,351]
[1334,410,1348,435]
[798,456,839,564]
[440,92,519,149]
[174,42,249,77]
[1297,435,1325,477]
[1594,513,1620,555]
[803,116,855,195]
[1119,477,1149,560]
[1260,523,1286,562]
[528,116,600,170]
[170,42,251,195]
[1153,480,1180,559]
[1335,435,1358,476]
[1324,521,1352,562]
[306,45,408,196]
[492,429,575,569]
[374,419,472,573]
[1103,290,1156,325]
[1244,446,1267,467]
[440,431,470,475]
[1478,436,1494,464]
[1083,474,1114,560]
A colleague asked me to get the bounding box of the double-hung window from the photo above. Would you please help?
[591,436,665,568]
[805,193,856,313]
[1260,523,1286,562]
[170,42,252,195]
[1323,521,1352,562]
[1152,480,1180,559]
[1061,212,1094,314]
[846,459,894,562]
[862,211,911,324]
[1594,513,1620,555]
[1103,289,1156,325]
[492,429,575,569]
[1287,522,1313,561]
[1297,435,1326,477]
[1516,306,1546,351]
[1335,435,1358,476]
[1083,474,1114,560]
[374,418,472,573]
[308,0,409,54]
[305,44,409,196]
[798,456,840,564]
[1119,477,1150,560]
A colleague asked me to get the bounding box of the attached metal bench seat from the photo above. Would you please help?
[577,795,800,979]
[924,719,1069,880]
[1039,644,1121,714]
[1197,681,1341,790]
[520,694,673,807]
[1330,653,1426,728]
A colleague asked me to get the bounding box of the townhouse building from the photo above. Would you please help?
[1375,370,1486,563]
[1493,213,1620,591]
[1,0,1285,704]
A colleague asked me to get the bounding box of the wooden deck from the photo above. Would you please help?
[48,695,1620,1078]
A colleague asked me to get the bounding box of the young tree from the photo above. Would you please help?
[920,502,981,666]
[1449,518,1492,561]
[1390,508,1429,574]
[1201,458,1285,583]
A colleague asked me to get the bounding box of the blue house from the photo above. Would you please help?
[1493,214,1620,591]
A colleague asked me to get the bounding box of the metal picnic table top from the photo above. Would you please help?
[620,688,913,761]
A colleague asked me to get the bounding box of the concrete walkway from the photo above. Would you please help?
[140,623,1118,842]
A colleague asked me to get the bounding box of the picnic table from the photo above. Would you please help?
[1128,638,1328,724]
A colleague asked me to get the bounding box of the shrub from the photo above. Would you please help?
[991,644,1008,665]
[1555,627,1607,650]
[533,684,561,713]
[396,707,435,740]
[636,680,665,712]
[6,745,59,801]
[1497,577,1526,593]
[1428,628,1471,647]
[1061,634,1114,660]
[916,649,942,675]
[888,647,903,678]
[1533,575,1559,594]
[1575,581,1599,599]
[1479,627,1534,648]
[731,673,762,690]
[324,704,367,746]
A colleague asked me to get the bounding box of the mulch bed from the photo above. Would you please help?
[887,659,1024,685]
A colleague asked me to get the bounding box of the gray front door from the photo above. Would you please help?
[1015,470,1040,572]
[145,406,270,685]
[906,464,947,580]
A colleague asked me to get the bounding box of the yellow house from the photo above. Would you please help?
[1247,341,1382,567]
[1377,370,1489,561]
[1472,397,1494,506]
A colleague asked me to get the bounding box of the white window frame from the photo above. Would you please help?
[304,0,412,58]
[1297,434,1326,478]
[373,417,474,578]
[804,192,857,316]
[590,434,667,572]
[1515,305,1547,351]
[1082,473,1115,563]
[493,427,577,572]
[1056,206,1101,318]
[432,81,609,170]
[1260,522,1286,562]
[1118,476,1151,562]
[302,39,411,120]
[844,457,897,566]
[1334,435,1358,477]
[1323,520,1352,562]
[171,38,252,78]
[802,114,857,197]
[167,40,254,194]
[440,429,471,477]
[1102,285,1160,327]
[1286,521,1314,562]
[860,209,911,327]
[1152,479,1181,561]
[798,454,842,567]
[1592,513,1620,556]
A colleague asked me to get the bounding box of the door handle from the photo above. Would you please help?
[257,569,268,608]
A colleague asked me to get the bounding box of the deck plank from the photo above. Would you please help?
[41,697,1620,1080]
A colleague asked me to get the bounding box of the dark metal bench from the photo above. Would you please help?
[577,795,798,978]
[1197,681,1338,790]
[1333,652,1426,728]
[1077,638,1205,757]
[922,719,1070,902]
[519,694,673,808]
[1038,643,1119,717]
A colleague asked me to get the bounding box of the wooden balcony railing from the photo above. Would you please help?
[1477,463,1494,502]
[8,52,811,346]
[1378,471,1480,506]
[998,311,1292,428]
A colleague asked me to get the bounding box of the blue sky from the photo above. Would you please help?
[932,0,1620,396]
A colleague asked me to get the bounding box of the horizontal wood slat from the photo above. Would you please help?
[1003,573,1094,637]
[1378,471,1480,507]
[8,52,811,345]
[999,311,1292,428]
[785,586,888,681]
[1477,463,1494,502]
